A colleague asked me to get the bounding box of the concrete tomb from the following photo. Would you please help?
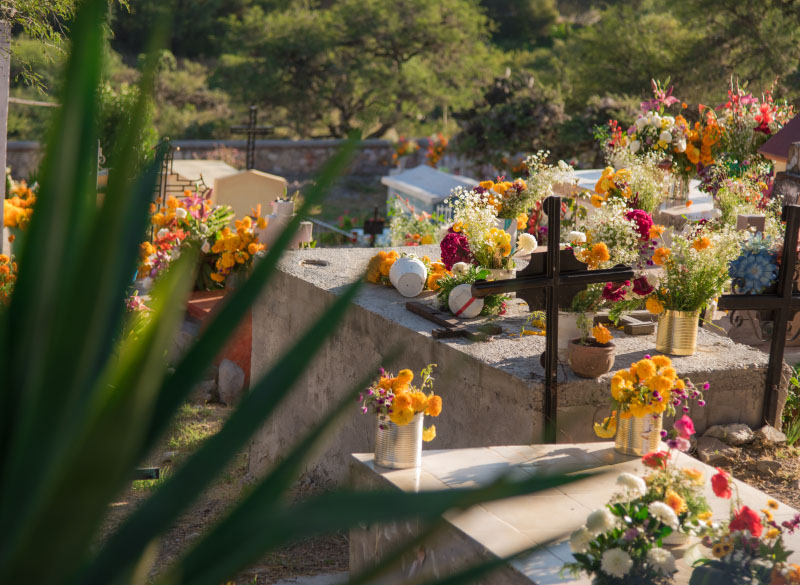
[248,245,785,484]
[350,444,800,584]
[213,169,288,223]
[381,165,478,216]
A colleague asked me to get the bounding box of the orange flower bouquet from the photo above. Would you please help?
[0,254,17,306]
[360,364,442,443]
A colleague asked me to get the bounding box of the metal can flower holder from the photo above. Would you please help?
[375,413,423,469]
[656,309,700,356]
[615,413,663,456]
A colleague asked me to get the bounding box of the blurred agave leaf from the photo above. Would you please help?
[0,2,580,585]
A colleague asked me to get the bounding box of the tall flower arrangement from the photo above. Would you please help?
[388,198,445,247]
[3,175,37,247]
[446,187,515,271]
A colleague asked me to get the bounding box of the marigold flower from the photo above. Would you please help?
[682,468,704,484]
[425,395,442,417]
[635,359,657,381]
[592,324,612,345]
[648,224,665,239]
[410,391,429,412]
[590,193,605,208]
[590,242,610,264]
[692,236,712,251]
[389,406,416,426]
[665,489,687,515]
[393,393,413,411]
[653,247,670,266]
[651,355,671,368]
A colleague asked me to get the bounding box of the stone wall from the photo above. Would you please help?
[6,138,477,181]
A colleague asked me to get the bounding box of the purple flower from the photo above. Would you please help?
[660,430,668,437]
[698,400,706,406]
[644,354,651,359]
[682,406,690,412]
[367,389,374,396]
[361,406,368,414]
[358,393,363,402]
[623,528,639,541]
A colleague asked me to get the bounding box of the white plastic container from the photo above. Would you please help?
[389,256,427,298]
[448,283,484,318]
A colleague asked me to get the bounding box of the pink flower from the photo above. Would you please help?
[625,209,654,241]
[602,280,630,302]
[673,415,695,439]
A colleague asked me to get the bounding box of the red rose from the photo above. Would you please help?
[711,468,732,499]
[730,506,762,537]
[642,451,669,469]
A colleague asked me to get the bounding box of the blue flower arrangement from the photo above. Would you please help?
[728,233,779,294]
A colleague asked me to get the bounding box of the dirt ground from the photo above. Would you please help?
[101,403,349,584]
[715,441,800,509]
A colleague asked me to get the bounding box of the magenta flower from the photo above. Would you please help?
[602,280,630,302]
[674,415,696,439]
[632,275,654,296]
[625,209,654,241]
[440,232,472,270]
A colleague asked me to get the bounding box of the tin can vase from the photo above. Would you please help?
[375,413,423,469]
[615,413,663,456]
[655,309,700,356]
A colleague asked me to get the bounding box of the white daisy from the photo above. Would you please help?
[569,526,593,554]
[601,548,633,578]
[647,547,676,574]
[648,501,679,529]
[586,508,616,535]
[616,473,647,500]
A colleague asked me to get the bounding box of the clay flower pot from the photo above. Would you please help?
[567,338,615,379]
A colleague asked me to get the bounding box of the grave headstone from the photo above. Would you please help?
[213,169,288,224]
[380,165,478,215]
[736,214,766,232]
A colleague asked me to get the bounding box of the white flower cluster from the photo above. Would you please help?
[647,501,679,530]
[608,149,670,213]
[629,111,687,155]
[615,473,647,501]
[601,548,633,578]
[448,186,498,247]
[580,200,642,266]
[646,547,676,575]
[524,150,577,204]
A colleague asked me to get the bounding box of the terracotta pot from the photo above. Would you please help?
[567,338,615,378]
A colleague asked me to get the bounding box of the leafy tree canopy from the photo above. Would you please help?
[214,0,502,138]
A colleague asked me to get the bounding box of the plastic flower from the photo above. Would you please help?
[730,505,763,537]
[646,296,664,314]
[592,324,613,344]
[586,508,616,535]
[422,425,437,442]
[711,468,732,499]
[601,548,633,578]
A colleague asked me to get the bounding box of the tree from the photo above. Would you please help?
[479,0,559,49]
[451,70,568,171]
[215,0,501,138]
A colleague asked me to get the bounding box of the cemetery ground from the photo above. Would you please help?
[101,402,349,584]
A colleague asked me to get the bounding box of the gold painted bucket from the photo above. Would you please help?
[655,309,700,356]
[615,413,663,456]
[375,413,423,469]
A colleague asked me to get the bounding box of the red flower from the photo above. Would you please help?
[730,506,762,537]
[711,468,732,499]
[642,451,669,469]
[673,415,695,439]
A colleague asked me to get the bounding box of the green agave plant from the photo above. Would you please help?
[0,2,580,585]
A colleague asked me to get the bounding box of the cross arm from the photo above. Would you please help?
[470,265,634,298]
[717,293,800,311]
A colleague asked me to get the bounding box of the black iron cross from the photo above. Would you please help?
[471,196,635,443]
[230,105,274,170]
[362,206,386,248]
[717,204,800,426]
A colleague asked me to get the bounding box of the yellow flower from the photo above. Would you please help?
[653,247,671,266]
[479,180,495,191]
[425,395,442,417]
[592,324,612,344]
[697,510,713,521]
[711,543,726,558]
[652,355,672,368]
[410,391,429,413]
[635,359,657,381]
[767,528,780,539]
[646,297,664,315]
[683,468,705,485]
[257,216,268,229]
[692,236,712,251]
[660,366,677,380]
[210,272,226,283]
[594,413,617,438]
[768,499,779,510]
[421,234,435,245]
[396,369,414,385]
[517,213,528,230]
[590,193,605,208]
[648,224,665,239]
[652,375,673,393]
[763,509,775,522]
[611,375,628,400]
[390,407,416,426]
[665,489,688,515]
[452,220,464,233]
[422,425,437,442]
[393,392,413,411]
[590,242,610,264]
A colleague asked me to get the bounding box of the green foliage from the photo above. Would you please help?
[479,0,559,49]
[0,5,580,585]
[436,266,508,316]
[98,82,158,169]
[451,70,567,171]
[783,364,800,446]
[215,0,501,138]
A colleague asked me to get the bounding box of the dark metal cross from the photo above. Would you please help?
[471,196,634,443]
[230,105,274,170]
[717,204,800,426]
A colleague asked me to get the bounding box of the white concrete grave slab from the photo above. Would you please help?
[213,169,288,222]
[169,159,238,192]
[351,444,800,584]
[381,165,479,215]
